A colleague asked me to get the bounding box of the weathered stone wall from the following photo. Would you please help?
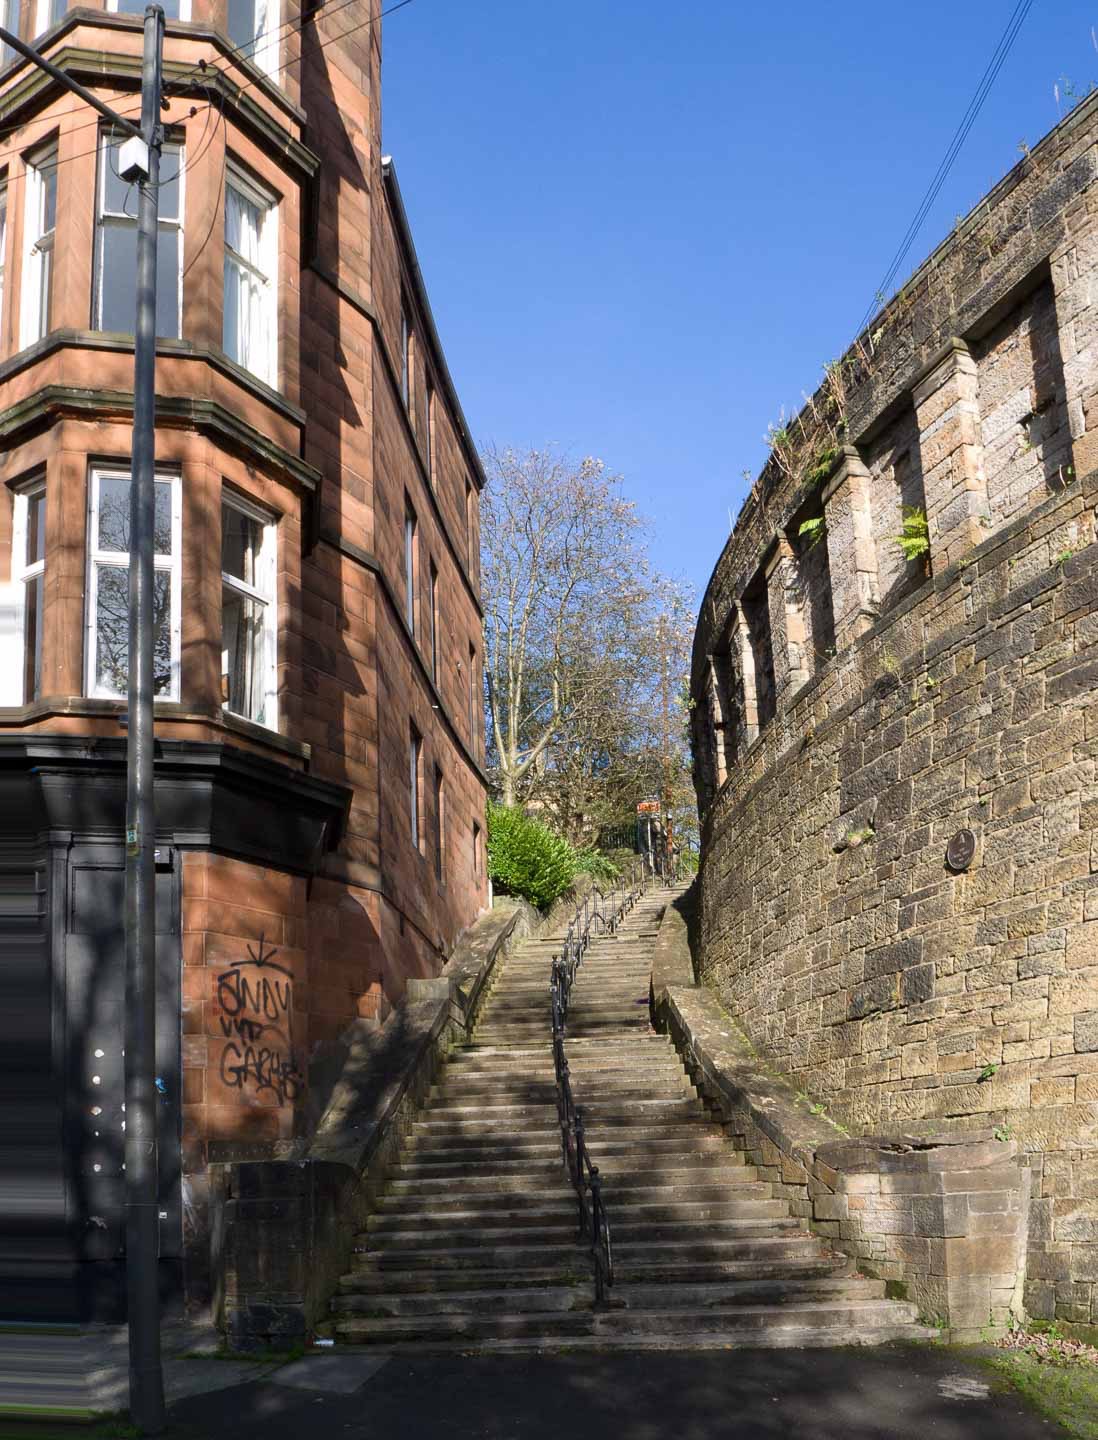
[692,96,1098,1327]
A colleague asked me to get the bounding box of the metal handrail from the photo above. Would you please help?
[549,860,647,1305]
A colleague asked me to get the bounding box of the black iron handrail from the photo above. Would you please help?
[549,861,646,1305]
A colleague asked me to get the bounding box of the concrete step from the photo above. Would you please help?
[379,1179,770,1210]
[366,1199,788,1232]
[445,1043,675,1061]
[359,1217,804,1253]
[332,1276,891,1319]
[432,1070,688,1097]
[326,1322,938,1355]
[396,1156,746,1183]
[351,1233,822,1273]
[338,1255,843,1297]
[330,1298,926,1346]
[417,1097,703,1125]
[389,1158,754,1189]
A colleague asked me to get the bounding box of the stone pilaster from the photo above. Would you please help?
[733,610,759,748]
[912,338,990,570]
[822,447,880,649]
[765,536,809,700]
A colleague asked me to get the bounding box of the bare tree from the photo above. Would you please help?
[481,446,694,840]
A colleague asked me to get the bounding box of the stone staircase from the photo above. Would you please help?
[331,885,935,1351]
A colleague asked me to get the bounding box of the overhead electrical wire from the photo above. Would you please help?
[856,0,1035,336]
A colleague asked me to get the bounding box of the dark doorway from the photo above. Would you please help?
[63,842,182,1321]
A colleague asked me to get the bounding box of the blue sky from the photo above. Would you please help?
[383,1,1098,600]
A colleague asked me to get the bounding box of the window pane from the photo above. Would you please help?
[2,0,18,64]
[223,258,241,364]
[49,0,66,26]
[99,222,137,333]
[23,572,42,701]
[221,583,266,723]
[102,139,180,222]
[99,222,179,338]
[96,477,172,555]
[116,0,180,16]
[226,183,263,267]
[223,257,265,373]
[155,226,180,338]
[41,164,56,235]
[95,565,172,696]
[227,0,257,53]
[102,137,133,215]
[93,564,128,695]
[221,505,262,586]
[26,491,44,567]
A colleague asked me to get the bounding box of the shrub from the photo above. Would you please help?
[487,802,578,910]
[574,848,620,885]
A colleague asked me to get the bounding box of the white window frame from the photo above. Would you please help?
[2,478,46,705]
[220,490,278,730]
[21,142,57,350]
[84,467,182,701]
[223,161,278,387]
[105,0,191,18]
[226,0,279,77]
[33,0,69,35]
[94,130,184,338]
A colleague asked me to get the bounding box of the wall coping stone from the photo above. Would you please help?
[211,898,544,1348]
[649,899,1029,1338]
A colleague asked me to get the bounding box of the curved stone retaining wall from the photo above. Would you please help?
[692,97,1098,1327]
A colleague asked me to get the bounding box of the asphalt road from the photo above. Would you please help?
[155,1344,1062,1440]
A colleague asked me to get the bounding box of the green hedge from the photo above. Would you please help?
[487,802,581,910]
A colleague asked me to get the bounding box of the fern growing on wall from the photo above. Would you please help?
[798,515,826,549]
[893,506,930,563]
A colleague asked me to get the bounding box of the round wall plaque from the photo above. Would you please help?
[946,828,976,871]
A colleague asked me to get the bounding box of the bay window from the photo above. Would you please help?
[221,495,277,728]
[21,143,57,348]
[96,131,183,338]
[85,469,181,700]
[2,481,46,705]
[223,165,277,385]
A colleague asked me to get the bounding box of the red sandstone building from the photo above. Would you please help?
[0,0,488,1316]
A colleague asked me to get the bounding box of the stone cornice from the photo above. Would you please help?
[0,378,321,492]
[0,30,318,180]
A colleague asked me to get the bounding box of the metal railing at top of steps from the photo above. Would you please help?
[549,861,647,1306]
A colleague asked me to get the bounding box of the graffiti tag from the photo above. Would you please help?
[214,932,303,1105]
